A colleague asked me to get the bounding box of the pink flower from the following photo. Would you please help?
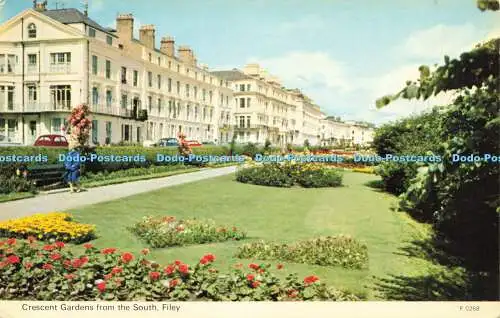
[43,244,55,251]
[6,238,16,246]
[149,271,161,281]
[169,279,179,288]
[178,263,189,274]
[50,253,62,261]
[121,252,134,263]
[96,281,106,293]
[252,281,261,288]
[55,241,65,249]
[164,265,175,276]
[101,248,117,255]
[6,255,20,264]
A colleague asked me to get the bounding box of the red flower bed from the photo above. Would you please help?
[0,238,361,301]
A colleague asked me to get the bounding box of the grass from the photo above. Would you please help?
[68,171,433,299]
[0,192,35,203]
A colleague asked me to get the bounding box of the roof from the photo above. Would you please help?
[41,9,115,36]
[210,70,252,81]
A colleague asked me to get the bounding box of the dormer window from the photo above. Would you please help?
[28,23,37,38]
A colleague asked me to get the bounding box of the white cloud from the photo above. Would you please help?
[394,23,489,61]
[248,51,350,94]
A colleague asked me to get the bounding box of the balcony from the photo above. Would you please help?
[234,124,266,130]
[49,63,71,74]
[0,69,17,76]
[0,103,72,113]
[27,65,38,74]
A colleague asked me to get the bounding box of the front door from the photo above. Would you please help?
[28,121,37,144]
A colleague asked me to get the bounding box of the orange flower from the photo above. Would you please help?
[303,275,319,285]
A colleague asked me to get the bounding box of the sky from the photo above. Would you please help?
[1,0,499,124]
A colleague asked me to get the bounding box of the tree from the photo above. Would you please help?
[67,104,91,149]
[374,36,499,299]
[477,0,499,11]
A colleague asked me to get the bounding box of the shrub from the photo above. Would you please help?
[236,236,368,270]
[129,216,246,248]
[375,38,499,299]
[372,108,443,194]
[295,169,343,188]
[264,139,271,150]
[0,239,361,301]
[236,164,294,188]
[0,176,35,194]
[375,161,419,195]
[0,213,96,244]
[241,142,261,159]
[236,163,343,188]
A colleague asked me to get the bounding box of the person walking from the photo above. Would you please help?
[64,140,82,193]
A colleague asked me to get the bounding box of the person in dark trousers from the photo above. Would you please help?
[64,143,82,193]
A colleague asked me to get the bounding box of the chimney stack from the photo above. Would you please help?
[178,46,196,66]
[139,25,156,50]
[116,14,134,42]
[243,63,261,76]
[34,1,48,11]
[160,36,175,57]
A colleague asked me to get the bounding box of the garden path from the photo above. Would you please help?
[0,166,237,220]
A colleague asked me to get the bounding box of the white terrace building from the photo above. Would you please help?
[320,117,375,147]
[0,3,234,146]
[212,64,323,147]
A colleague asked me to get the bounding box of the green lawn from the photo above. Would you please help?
[69,171,432,299]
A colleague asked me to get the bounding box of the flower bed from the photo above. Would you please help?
[0,239,361,301]
[235,236,369,270]
[351,167,375,174]
[129,216,246,248]
[236,163,343,188]
[0,213,96,244]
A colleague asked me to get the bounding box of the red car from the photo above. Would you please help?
[33,135,69,147]
[186,140,202,147]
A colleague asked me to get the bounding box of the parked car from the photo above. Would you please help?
[33,135,69,147]
[155,138,179,147]
[186,140,202,147]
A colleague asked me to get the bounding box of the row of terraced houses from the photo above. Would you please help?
[0,2,374,147]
